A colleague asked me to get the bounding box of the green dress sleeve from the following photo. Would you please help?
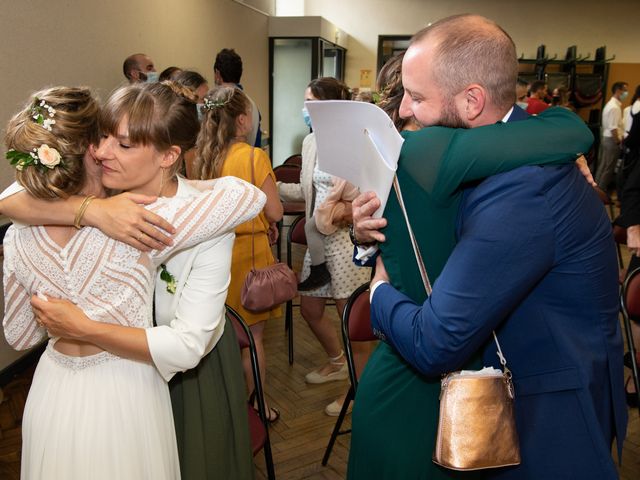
[400,107,594,203]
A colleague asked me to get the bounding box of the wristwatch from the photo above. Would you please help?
[349,223,375,247]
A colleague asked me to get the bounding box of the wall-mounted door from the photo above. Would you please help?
[269,37,346,166]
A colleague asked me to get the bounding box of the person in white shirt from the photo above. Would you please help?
[595,81,628,189]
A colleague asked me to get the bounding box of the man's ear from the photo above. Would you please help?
[460,84,486,121]
[161,146,182,169]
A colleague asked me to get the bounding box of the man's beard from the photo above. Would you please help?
[413,98,468,129]
[438,99,468,128]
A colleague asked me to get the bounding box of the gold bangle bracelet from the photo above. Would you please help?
[74,195,96,229]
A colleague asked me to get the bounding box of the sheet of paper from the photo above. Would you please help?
[305,100,404,216]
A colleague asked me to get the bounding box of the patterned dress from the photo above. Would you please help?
[300,157,371,300]
[2,177,263,480]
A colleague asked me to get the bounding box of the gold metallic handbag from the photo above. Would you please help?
[394,177,521,471]
[432,338,520,470]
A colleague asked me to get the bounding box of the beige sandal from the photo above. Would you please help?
[305,351,349,384]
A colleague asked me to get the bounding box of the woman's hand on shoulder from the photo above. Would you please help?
[84,193,176,251]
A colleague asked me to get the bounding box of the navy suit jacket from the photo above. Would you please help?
[371,107,627,479]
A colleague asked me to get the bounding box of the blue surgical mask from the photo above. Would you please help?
[144,71,160,83]
[196,104,205,122]
[516,101,529,110]
[620,91,629,101]
[302,107,312,128]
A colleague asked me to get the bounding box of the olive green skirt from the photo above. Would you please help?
[169,323,254,480]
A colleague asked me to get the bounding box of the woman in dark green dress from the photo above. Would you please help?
[347,107,594,479]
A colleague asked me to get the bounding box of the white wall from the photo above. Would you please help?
[0,0,269,190]
[303,0,640,89]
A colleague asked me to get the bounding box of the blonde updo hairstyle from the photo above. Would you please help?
[193,86,250,180]
[100,81,200,178]
[4,86,100,199]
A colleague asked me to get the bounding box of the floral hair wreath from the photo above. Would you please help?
[7,144,62,171]
[6,98,63,171]
[202,96,231,111]
[31,98,56,131]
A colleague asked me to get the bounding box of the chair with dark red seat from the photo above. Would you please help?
[285,214,306,364]
[613,222,627,270]
[620,266,640,415]
[283,154,302,167]
[274,164,305,262]
[284,214,336,364]
[322,282,375,466]
[226,305,276,480]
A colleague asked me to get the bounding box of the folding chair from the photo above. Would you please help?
[620,267,640,415]
[285,214,306,364]
[274,164,304,262]
[284,214,336,365]
[322,282,375,466]
[612,222,627,270]
[226,305,276,480]
[594,186,617,221]
[283,154,302,167]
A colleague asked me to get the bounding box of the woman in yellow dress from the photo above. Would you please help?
[193,86,284,422]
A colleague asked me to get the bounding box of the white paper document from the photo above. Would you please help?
[305,100,404,217]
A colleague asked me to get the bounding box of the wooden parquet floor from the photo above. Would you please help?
[1,225,640,479]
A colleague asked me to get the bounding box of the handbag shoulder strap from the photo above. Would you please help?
[393,176,432,295]
[392,175,510,370]
[248,147,257,270]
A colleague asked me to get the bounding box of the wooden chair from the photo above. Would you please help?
[322,282,375,466]
[620,267,640,415]
[226,306,276,480]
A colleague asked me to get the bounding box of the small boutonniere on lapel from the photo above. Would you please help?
[160,264,177,294]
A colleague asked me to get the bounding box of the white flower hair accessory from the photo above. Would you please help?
[7,144,63,171]
[202,97,231,111]
[31,98,56,131]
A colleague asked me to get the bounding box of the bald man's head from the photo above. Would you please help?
[123,53,156,83]
[412,14,518,111]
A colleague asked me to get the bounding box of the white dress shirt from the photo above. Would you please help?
[602,96,623,140]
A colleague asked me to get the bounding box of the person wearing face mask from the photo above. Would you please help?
[279,77,372,416]
[595,81,629,190]
[123,53,159,84]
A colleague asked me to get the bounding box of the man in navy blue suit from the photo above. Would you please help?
[353,14,627,480]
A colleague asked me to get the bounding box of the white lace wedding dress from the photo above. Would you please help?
[2,177,264,480]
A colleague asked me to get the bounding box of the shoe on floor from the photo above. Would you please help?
[325,399,353,417]
[298,263,331,291]
[305,361,348,384]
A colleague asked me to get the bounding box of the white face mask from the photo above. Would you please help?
[620,91,629,101]
[144,71,160,83]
